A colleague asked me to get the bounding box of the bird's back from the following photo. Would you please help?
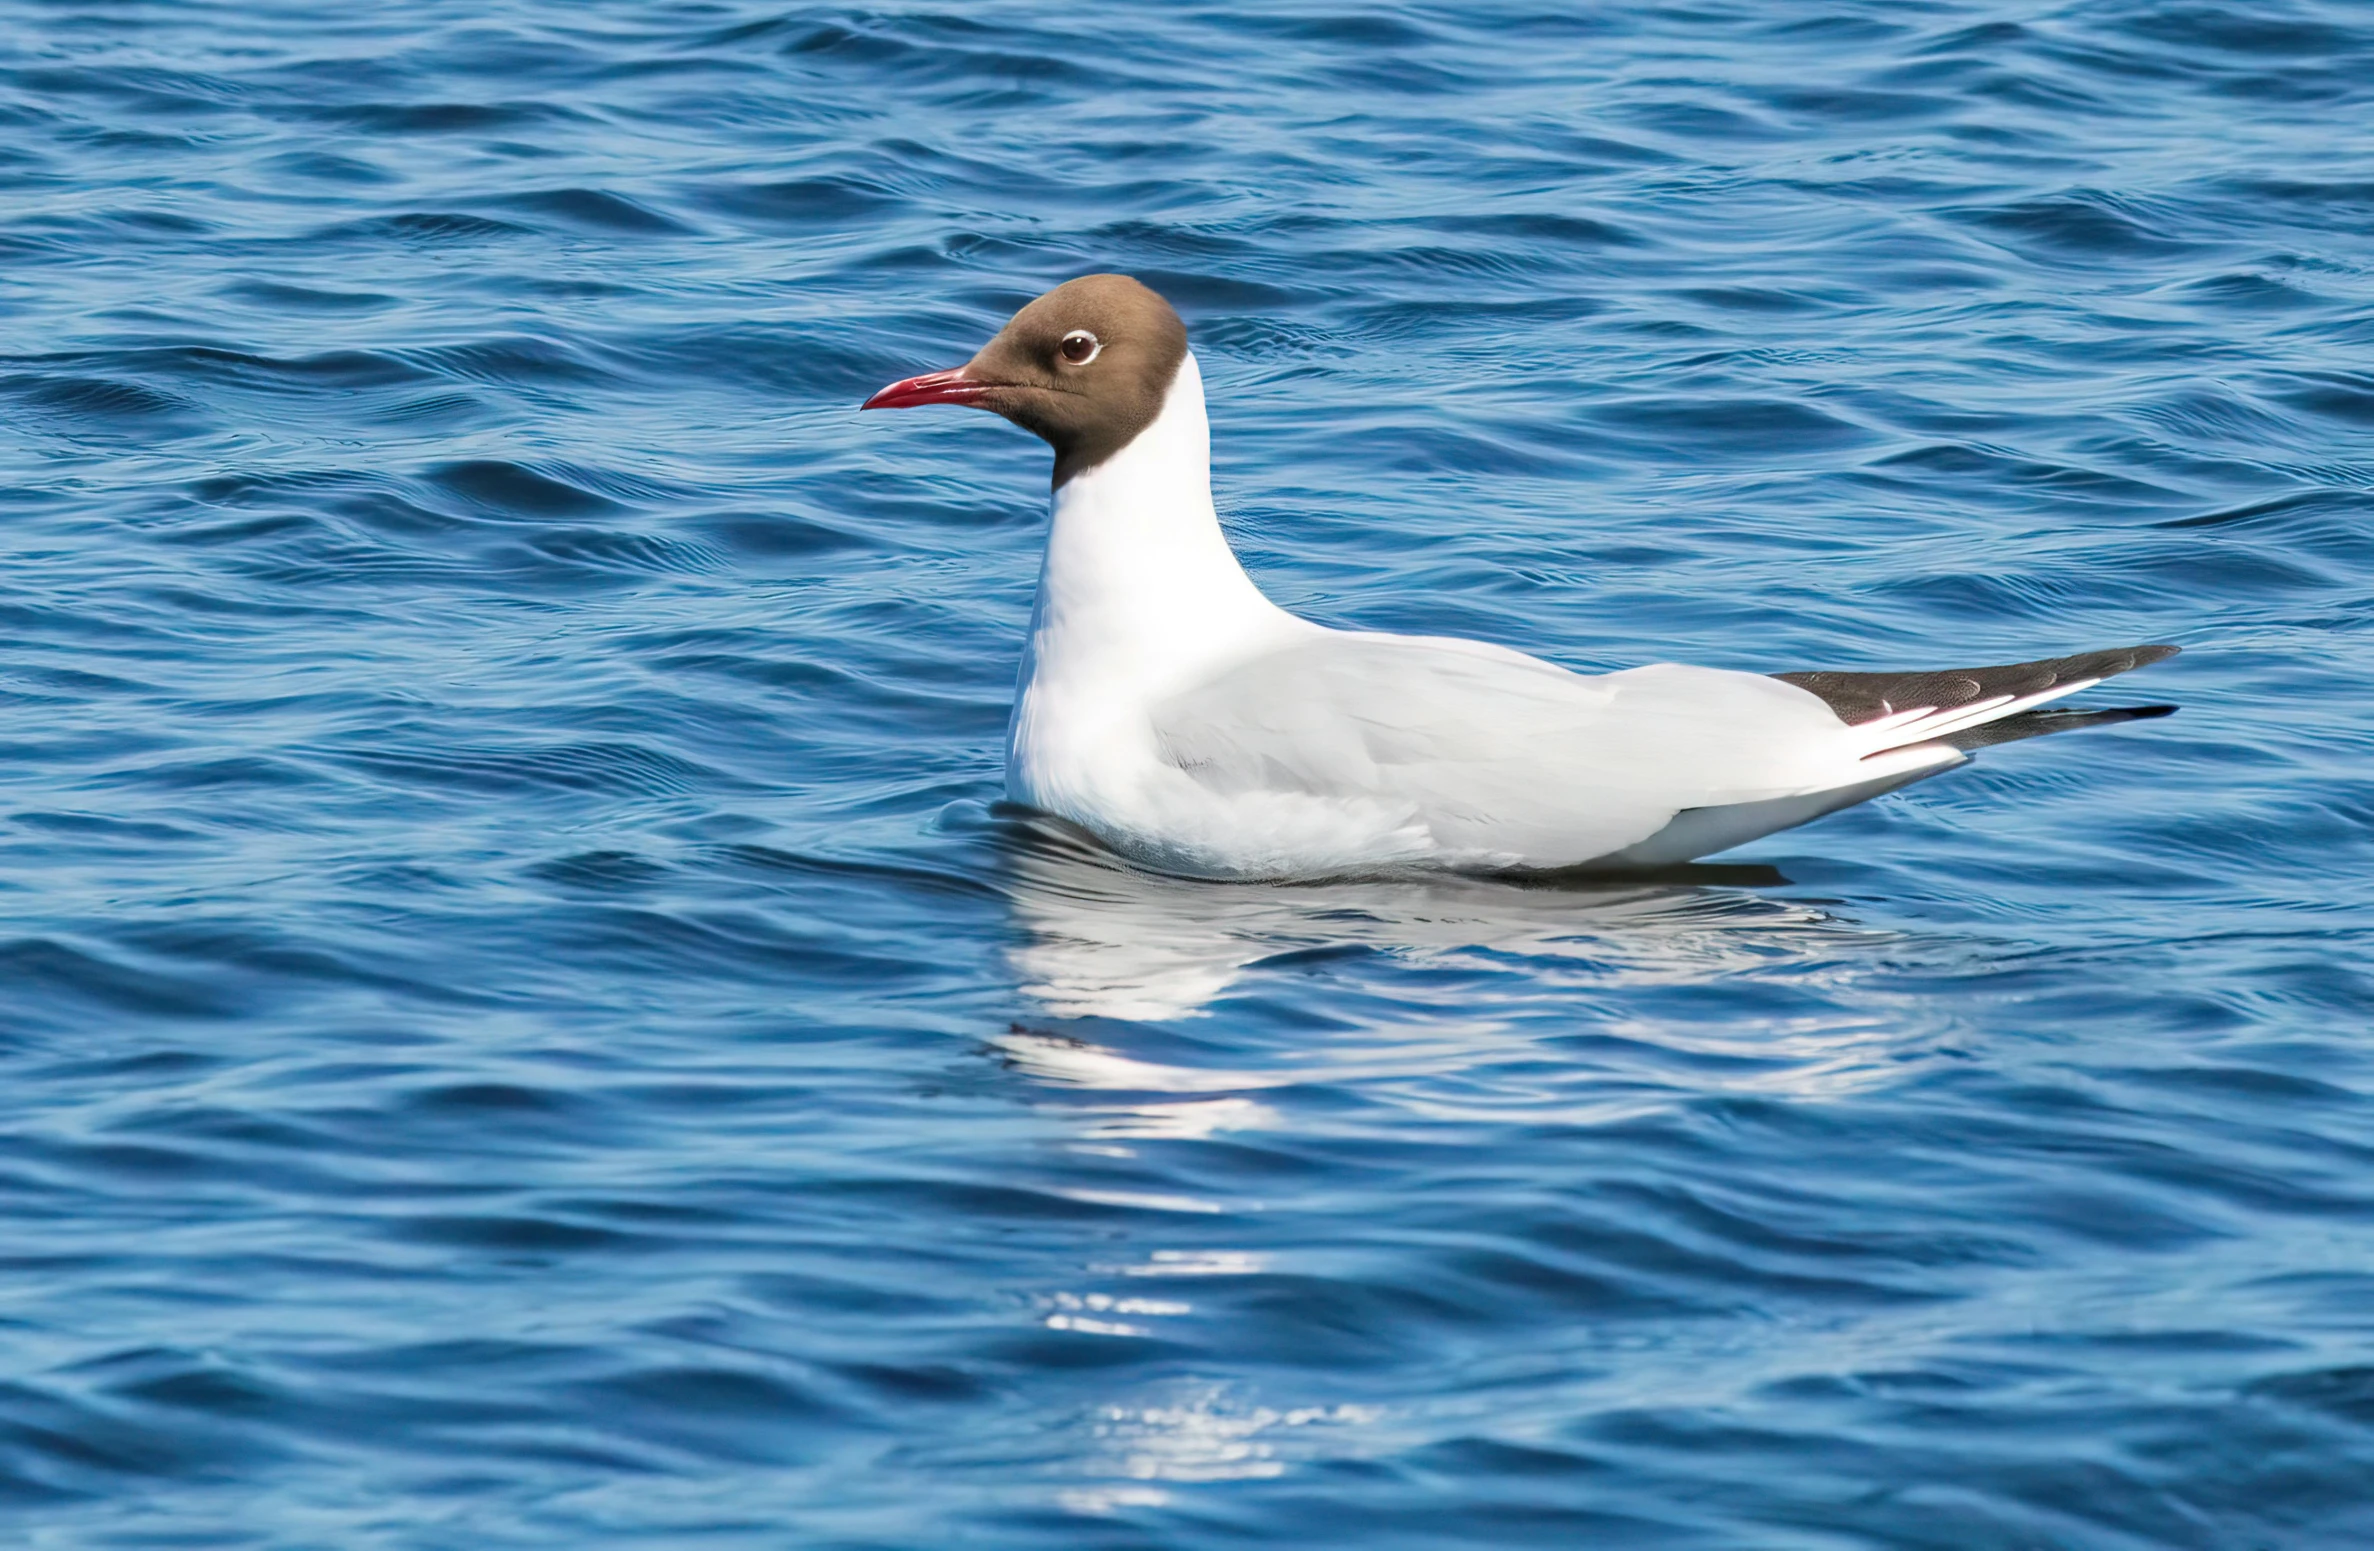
[1124,631,1879,875]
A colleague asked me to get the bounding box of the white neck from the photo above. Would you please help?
[1017,352,1297,709]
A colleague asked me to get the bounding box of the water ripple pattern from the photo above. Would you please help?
[3,1,2373,1546]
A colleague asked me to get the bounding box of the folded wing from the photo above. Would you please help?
[1150,632,1878,868]
[1147,636,2180,874]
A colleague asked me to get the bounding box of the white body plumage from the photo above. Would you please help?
[1005,353,1979,881]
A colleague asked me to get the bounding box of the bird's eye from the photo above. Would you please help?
[1058,330,1100,365]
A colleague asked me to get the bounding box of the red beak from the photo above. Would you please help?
[862,367,988,411]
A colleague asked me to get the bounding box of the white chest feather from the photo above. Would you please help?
[1004,353,1305,828]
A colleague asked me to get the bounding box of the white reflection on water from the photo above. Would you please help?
[990,818,1937,1128]
[1061,1381,1386,1507]
[996,816,1877,1022]
[999,828,1934,1516]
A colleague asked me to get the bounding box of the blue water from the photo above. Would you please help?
[3,1,2373,1544]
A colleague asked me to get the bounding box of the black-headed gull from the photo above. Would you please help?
[866,275,2177,880]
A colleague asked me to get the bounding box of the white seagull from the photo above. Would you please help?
[865,275,2176,881]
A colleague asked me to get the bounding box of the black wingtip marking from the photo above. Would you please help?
[1774,643,2181,727]
[1940,701,2179,751]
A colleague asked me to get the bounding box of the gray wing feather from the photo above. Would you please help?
[1151,633,1852,864]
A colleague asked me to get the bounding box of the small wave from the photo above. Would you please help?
[421,460,622,519]
[498,187,694,235]
[319,739,725,799]
[321,210,536,245]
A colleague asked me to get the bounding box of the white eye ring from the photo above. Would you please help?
[1059,329,1101,366]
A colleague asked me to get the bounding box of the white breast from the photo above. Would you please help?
[1005,352,1308,840]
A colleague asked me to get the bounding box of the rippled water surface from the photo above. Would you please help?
[5,1,2374,1544]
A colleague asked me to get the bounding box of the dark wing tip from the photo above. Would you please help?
[1776,642,2184,727]
[1941,700,2178,751]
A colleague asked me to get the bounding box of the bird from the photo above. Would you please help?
[863,274,2177,882]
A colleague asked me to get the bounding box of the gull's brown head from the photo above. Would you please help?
[863,274,1190,488]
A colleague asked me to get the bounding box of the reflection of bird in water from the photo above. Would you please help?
[994,811,1884,1024]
